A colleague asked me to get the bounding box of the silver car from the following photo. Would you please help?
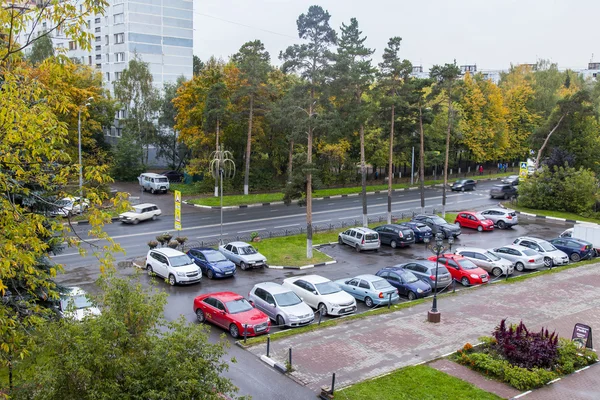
[488,244,545,271]
[512,237,569,267]
[454,247,514,277]
[218,241,268,270]
[400,260,453,290]
[480,208,519,229]
[249,282,314,328]
[338,227,380,252]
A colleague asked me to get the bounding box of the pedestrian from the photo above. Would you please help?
[479,165,483,175]
[375,170,379,180]
[504,163,508,172]
[498,162,501,172]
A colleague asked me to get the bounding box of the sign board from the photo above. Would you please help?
[174,190,182,231]
[519,161,528,180]
[571,323,593,349]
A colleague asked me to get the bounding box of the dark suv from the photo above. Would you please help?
[411,214,461,239]
[373,224,416,248]
[489,184,518,200]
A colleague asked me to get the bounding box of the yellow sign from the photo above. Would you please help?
[174,190,182,230]
[519,162,527,180]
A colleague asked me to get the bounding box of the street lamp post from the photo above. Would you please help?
[78,97,93,200]
[425,232,454,323]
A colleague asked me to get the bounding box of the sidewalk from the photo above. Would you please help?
[248,263,600,393]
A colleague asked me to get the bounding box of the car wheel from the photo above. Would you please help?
[477,225,483,232]
[497,220,506,229]
[490,195,495,199]
[240,261,248,271]
[355,244,361,253]
[276,315,286,327]
[515,262,524,272]
[390,240,397,249]
[407,291,416,301]
[206,269,214,279]
[195,309,205,323]
[133,219,139,225]
[151,187,156,194]
[338,236,343,245]
[570,253,581,262]
[442,230,448,239]
[168,274,176,286]
[152,215,157,221]
[318,303,328,317]
[461,277,470,286]
[461,187,465,192]
[229,324,239,338]
[503,194,508,200]
[544,257,553,268]
[491,267,503,277]
[146,265,153,276]
[364,297,374,307]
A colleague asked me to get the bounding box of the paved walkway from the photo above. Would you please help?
[249,263,600,393]
[522,362,600,400]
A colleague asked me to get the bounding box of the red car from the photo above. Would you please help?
[428,254,489,286]
[193,291,270,338]
[454,211,494,232]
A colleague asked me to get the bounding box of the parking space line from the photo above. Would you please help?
[238,228,266,233]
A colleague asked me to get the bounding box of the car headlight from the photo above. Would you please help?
[288,315,299,321]
[470,274,479,279]
[176,272,186,277]
[416,288,423,293]
[329,302,340,308]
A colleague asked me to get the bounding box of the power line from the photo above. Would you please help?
[195,12,297,39]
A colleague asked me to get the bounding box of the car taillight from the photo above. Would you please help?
[362,238,365,244]
[507,215,513,219]
[378,292,384,298]
[430,275,436,280]
[528,259,535,263]
[581,246,587,251]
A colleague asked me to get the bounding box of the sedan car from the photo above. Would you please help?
[411,214,461,239]
[398,221,433,243]
[548,237,594,262]
[451,179,476,191]
[454,211,494,232]
[428,254,489,286]
[160,170,184,182]
[375,266,432,300]
[480,208,518,229]
[50,197,89,217]
[187,247,236,279]
[193,291,270,338]
[502,175,520,186]
[119,203,161,224]
[454,247,514,277]
[218,241,267,270]
[282,275,357,317]
[248,282,314,328]
[334,274,399,307]
[398,260,453,290]
[490,184,518,200]
[373,224,415,248]
[512,237,569,268]
[489,244,545,272]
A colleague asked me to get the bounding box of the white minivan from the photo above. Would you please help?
[139,173,170,194]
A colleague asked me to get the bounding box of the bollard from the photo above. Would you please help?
[266,335,271,357]
[318,310,323,325]
[388,292,392,309]
[289,347,292,369]
[452,279,456,293]
[331,372,336,394]
[244,324,248,344]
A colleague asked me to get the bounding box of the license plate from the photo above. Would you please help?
[482,277,488,282]
[225,271,233,275]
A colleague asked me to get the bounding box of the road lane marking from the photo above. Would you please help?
[376,197,383,200]
[270,209,279,212]
[196,233,227,239]
[238,228,266,233]
[201,217,210,220]
[273,224,300,229]
[327,203,335,205]
[237,213,247,216]
[313,219,331,223]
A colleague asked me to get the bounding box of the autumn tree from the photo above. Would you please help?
[157,76,189,171]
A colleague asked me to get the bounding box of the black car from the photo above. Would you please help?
[411,214,461,239]
[397,221,433,243]
[502,175,520,186]
[373,224,415,248]
[489,184,518,200]
[451,179,476,191]
[160,170,184,182]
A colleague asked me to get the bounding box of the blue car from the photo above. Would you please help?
[548,237,594,262]
[187,247,236,279]
[376,266,432,300]
[398,222,433,243]
[334,274,399,308]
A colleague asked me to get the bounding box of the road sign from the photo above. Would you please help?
[519,161,528,180]
[572,323,593,349]
[174,190,182,230]
[520,162,527,169]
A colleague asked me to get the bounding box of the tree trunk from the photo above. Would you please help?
[287,138,294,183]
[360,123,368,227]
[244,95,254,196]
[535,114,566,168]
[306,98,313,259]
[214,119,220,197]
[442,95,451,218]
[387,104,395,224]
[419,102,426,214]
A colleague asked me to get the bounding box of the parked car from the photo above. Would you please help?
[480,208,519,229]
[119,203,161,224]
[218,241,267,270]
[282,275,357,317]
[193,291,270,338]
[412,214,461,239]
[489,244,544,272]
[398,221,433,243]
[146,248,202,286]
[50,196,89,217]
[138,172,170,194]
[489,184,518,200]
[375,266,432,300]
[559,228,573,238]
[56,287,101,321]
[398,260,453,290]
[571,224,600,255]
[338,227,380,252]
[187,247,236,279]
[248,282,314,328]
[334,274,399,307]
[373,224,415,248]
[454,211,494,232]
[512,237,569,268]
[451,179,476,191]
[428,254,489,286]
[160,170,184,182]
[548,237,594,262]
[454,247,514,277]
[502,175,520,186]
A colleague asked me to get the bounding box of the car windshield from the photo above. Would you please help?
[523,249,538,256]
[60,294,93,310]
[372,279,392,290]
[455,180,466,184]
[315,281,341,295]
[459,259,479,270]
[484,251,501,261]
[170,255,193,267]
[475,214,487,221]
[239,245,257,255]
[205,252,228,262]
[157,178,169,182]
[274,291,302,307]
[540,242,556,251]
[225,298,253,314]
[57,199,73,207]
[399,271,419,283]
[430,216,447,225]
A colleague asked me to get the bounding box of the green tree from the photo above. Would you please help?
[193,55,204,76]
[27,33,54,64]
[157,76,189,170]
[111,131,145,181]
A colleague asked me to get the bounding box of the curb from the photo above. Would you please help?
[259,355,288,374]
[497,203,596,225]
[63,216,120,226]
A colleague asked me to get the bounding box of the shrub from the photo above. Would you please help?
[167,240,179,249]
[492,319,558,369]
[147,240,158,249]
[555,338,598,375]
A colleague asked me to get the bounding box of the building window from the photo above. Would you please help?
[42,22,47,29]
[105,53,109,62]
[105,35,109,45]
[106,72,110,81]
[589,63,600,70]
[96,63,101,69]
[114,33,124,44]
[95,17,101,24]
[115,52,125,62]
[95,27,101,33]
[68,41,77,50]
[105,16,108,25]
[95,45,101,51]
[115,71,122,80]
[113,13,124,24]
[80,4,83,12]
[70,57,79,63]
[86,20,90,28]
[88,55,92,65]
[115,128,122,137]
[95,36,101,42]
[95,54,102,60]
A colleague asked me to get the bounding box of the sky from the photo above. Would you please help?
[193,0,600,72]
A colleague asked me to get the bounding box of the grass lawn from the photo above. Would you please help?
[507,203,600,224]
[189,192,284,207]
[339,365,501,400]
[252,234,334,267]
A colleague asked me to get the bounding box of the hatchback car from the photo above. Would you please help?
[56,287,101,321]
[428,254,489,286]
[548,237,593,262]
[248,282,314,328]
[50,196,89,217]
[334,274,399,307]
[411,214,461,239]
[398,221,433,243]
[193,291,270,338]
[187,247,236,279]
[218,241,267,270]
[512,237,569,268]
[502,175,520,186]
[454,247,514,277]
[489,244,544,271]
[338,227,380,252]
[454,211,494,232]
[375,267,432,300]
[282,275,357,317]
[480,208,518,229]
[146,248,202,286]
[373,224,415,248]
[399,260,453,290]
[119,203,161,224]
[451,179,476,191]
[490,184,518,200]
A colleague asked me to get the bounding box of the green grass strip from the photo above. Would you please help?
[506,203,600,224]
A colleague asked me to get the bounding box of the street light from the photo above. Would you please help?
[424,232,454,323]
[78,97,93,200]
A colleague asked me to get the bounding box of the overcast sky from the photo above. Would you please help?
[193,0,599,72]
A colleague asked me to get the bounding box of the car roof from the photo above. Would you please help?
[140,172,167,178]
[515,236,548,243]
[254,282,293,294]
[483,208,511,213]
[199,291,244,302]
[150,247,187,256]
[455,247,489,253]
[190,247,218,253]
[226,241,252,247]
[438,253,465,260]
[458,211,477,215]
[134,203,158,208]
[287,274,330,284]
[349,227,377,233]
[61,286,86,297]
[351,274,385,281]
[495,244,532,252]
[381,265,407,271]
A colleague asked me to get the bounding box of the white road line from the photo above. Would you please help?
[376,197,383,200]
[238,228,266,233]
[340,216,360,220]
[353,200,359,202]
[273,223,300,229]
[53,252,81,258]
[328,203,335,205]
[201,217,210,220]
[270,209,279,212]
[237,213,246,216]
[313,219,331,223]
[196,233,227,239]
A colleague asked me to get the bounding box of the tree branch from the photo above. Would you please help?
[535,114,566,168]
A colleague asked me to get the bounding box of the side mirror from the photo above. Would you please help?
[221,310,227,315]
[269,303,276,307]
[312,291,318,295]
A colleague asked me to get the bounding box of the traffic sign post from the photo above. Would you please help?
[174,190,182,231]
[519,161,527,180]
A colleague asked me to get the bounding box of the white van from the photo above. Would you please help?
[138,173,170,194]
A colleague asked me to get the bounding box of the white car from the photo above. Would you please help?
[218,242,267,270]
[50,197,89,217]
[338,227,380,252]
[489,244,545,271]
[146,248,202,286]
[57,287,101,321]
[119,203,161,224]
[454,247,514,277]
[282,274,357,317]
[512,237,569,268]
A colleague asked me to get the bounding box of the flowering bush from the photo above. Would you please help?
[492,319,558,369]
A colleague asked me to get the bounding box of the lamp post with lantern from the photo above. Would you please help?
[424,232,454,323]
